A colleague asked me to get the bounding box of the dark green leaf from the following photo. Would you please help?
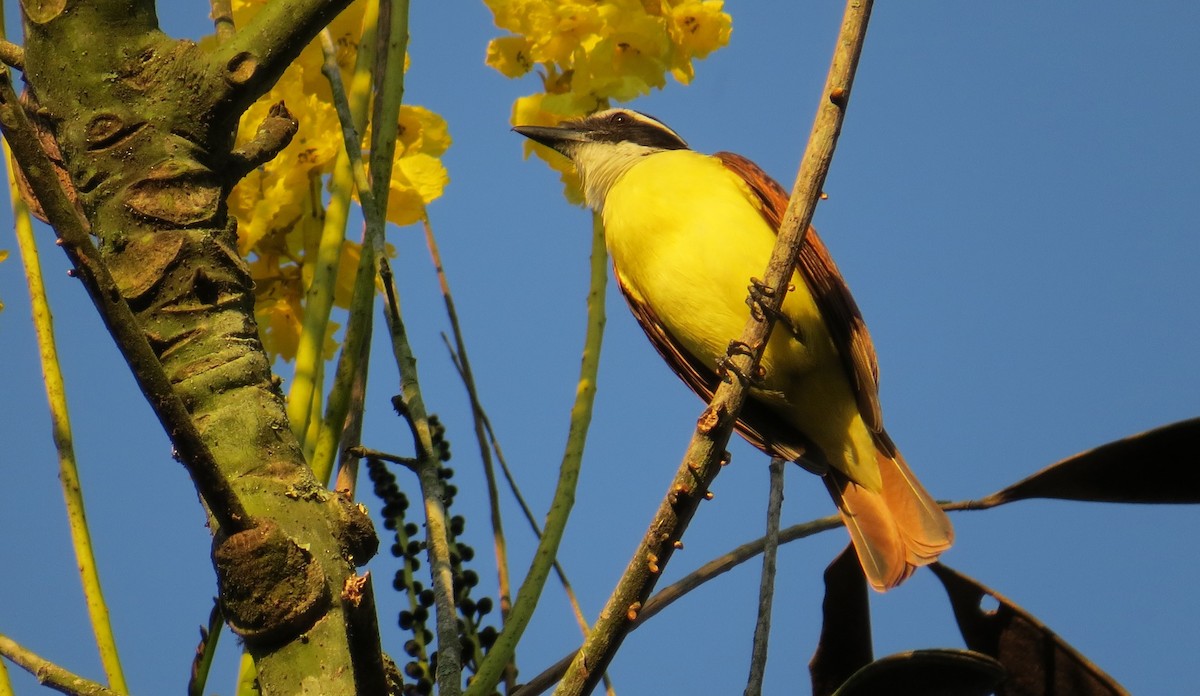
[977,417,1200,506]
[831,649,1005,696]
[930,563,1130,696]
[810,545,872,696]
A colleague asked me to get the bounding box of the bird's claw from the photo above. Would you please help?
[745,277,775,322]
[719,340,766,386]
[745,277,804,343]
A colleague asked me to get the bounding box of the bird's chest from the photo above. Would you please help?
[601,158,829,386]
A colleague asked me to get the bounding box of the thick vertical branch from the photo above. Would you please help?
[8,1,381,693]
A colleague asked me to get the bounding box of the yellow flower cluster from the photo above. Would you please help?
[225,0,451,360]
[484,0,731,199]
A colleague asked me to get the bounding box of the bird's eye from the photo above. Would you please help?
[609,112,629,125]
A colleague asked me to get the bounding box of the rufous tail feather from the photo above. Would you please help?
[823,449,953,591]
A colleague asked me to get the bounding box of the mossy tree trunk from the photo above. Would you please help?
[6,0,387,693]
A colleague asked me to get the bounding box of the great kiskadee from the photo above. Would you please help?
[514,108,953,590]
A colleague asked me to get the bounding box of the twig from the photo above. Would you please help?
[513,511,844,696]
[744,458,785,696]
[308,1,382,486]
[941,498,999,512]
[423,216,517,687]
[554,2,875,692]
[466,213,608,696]
[294,18,378,463]
[380,256,463,696]
[441,335,597,640]
[0,634,117,696]
[4,144,127,693]
[346,445,418,470]
[210,0,235,43]
[424,217,513,612]
[0,40,23,71]
[363,0,468,688]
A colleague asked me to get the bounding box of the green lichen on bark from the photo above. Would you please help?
[13,0,381,693]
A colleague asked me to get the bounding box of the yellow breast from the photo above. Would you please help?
[601,150,825,382]
[600,149,880,489]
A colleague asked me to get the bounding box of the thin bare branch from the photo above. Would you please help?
[0,40,23,70]
[210,0,234,43]
[745,458,785,696]
[0,634,117,696]
[423,216,515,655]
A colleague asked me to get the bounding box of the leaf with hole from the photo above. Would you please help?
[930,563,1129,696]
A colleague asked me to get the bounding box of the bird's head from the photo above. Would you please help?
[514,108,689,210]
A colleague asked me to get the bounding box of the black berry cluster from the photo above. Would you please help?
[368,413,500,694]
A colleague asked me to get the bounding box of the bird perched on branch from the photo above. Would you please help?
[514,108,952,590]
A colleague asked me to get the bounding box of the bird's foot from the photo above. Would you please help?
[745,277,804,343]
[719,340,766,386]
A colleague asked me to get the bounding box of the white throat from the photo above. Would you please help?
[570,141,661,212]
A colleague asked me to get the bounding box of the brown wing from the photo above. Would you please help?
[613,269,818,468]
[713,151,885,441]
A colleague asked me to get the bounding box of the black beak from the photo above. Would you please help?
[512,124,588,156]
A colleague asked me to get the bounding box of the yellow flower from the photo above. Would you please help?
[386,153,450,227]
[486,35,535,78]
[667,0,732,82]
[486,0,732,205]
[511,92,597,205]
[396,105,453,157]
[222,0,453,360]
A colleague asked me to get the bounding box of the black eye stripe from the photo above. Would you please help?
[587,112,688,150]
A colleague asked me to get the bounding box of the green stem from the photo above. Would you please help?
[0,634,117,696]
[467,212,607,695]
[423,217,515,676]
[5,150,128,693]
[440,336,590,637]
[289,0,379,461]
[187,604,223,696]
[379,258,463,696]
[0,651,12,696]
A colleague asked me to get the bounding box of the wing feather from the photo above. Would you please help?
[713,151,884,438]
[613,268,818,468]
[610,151,952,590]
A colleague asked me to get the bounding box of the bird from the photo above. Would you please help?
[513,108,952,590]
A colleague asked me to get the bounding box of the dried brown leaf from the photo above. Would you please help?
[831,649,1005,696]
[930,563,1130,696]
[810,545,872,696]
[977,418,1200,507]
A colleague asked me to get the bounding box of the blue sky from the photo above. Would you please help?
[1,2,1197,694]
